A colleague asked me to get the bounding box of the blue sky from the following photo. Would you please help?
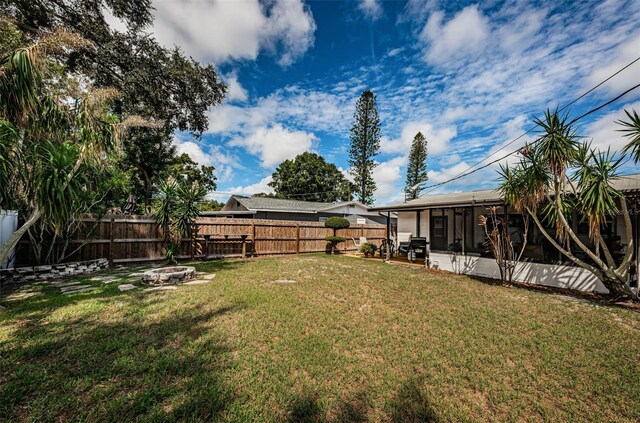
[141,0,640,205]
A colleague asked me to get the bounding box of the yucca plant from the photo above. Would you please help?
[152,178,207,262]
[0,31,124,267]
[619,109,640,164]
[498,108,638,300]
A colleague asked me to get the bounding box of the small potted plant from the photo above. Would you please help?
[360,242,378,258]
[325,236,347,255]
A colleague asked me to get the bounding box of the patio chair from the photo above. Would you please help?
[380,236,396,258]
[397,232,412,256]
[352,236,368,250]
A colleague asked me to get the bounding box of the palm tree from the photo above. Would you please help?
[0,32,120,266]
[499,109,637,300]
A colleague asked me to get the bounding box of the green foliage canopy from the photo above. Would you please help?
[268,152,354,202]
[324,217,351,230]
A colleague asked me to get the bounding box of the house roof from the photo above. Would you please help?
[369,173,640,212]
[222,196,372,214]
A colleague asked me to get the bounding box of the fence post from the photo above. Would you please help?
[251,223,256,256]
[108,217,115,267]
[190,223,195,261]
[296,223,300,254]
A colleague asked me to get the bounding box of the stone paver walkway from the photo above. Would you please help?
[6,290,42,301]
[143,286,178,292]
[118,284,137,291]
[183,279,209,285]
[62,286,99,295]
[1,270,217,302]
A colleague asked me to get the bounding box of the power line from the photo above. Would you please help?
[208,56,640,203]
[420,81,640,193]
[420,55,640,194]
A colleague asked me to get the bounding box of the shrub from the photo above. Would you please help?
[325,236,347,244]
[324,236,346,255]
[324,217,351,230]
[360,242,378,255]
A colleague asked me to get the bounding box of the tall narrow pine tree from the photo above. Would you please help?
[348,90,381,205]
[405,132,428,200]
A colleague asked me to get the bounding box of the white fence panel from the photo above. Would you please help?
[0,210,18,268]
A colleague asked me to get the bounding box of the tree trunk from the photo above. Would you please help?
[0,208,42,267]
[600,275,636,301]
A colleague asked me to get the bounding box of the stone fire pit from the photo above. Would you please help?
[142,266,196,286]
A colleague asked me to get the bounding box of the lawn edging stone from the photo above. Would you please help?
[0,259,109,285]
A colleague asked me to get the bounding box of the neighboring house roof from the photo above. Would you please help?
[221,196,374,214]
[369,173,640,212]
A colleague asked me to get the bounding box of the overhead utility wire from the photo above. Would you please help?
[420,81,640,193]
[208,56,640,201]
[420,55,640,194]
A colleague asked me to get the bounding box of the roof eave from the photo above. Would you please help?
[369,198,504,212]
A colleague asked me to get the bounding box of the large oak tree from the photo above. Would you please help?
[268,152,355,202]
[2,1,227,207]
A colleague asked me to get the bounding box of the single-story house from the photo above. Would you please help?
[203,195,396,225]
[369,174,640,294]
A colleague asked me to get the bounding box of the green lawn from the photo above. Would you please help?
[1,255,639,422]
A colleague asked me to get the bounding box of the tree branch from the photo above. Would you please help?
[526,206,603,278]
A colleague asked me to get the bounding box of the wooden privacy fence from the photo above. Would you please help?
[17,216,387,266]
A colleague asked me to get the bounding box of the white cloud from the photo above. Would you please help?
[373,156,408,202]
[223,72,248,102]
[207,85,354,137]
[420,5,490,66]
[174,139,212,166]
[358,0,383,21]
[205,1,640,198]
[151,0,315,65]
[583,101,640,153]
[439,154,461,166]
[387,47,404,57]
[427,161,472,184]
[380,121,457,156]
[229,124,316,168]
[586,33,640,97]
[496,8,546,53]
[263,0,317,66]
[172,138,239,184]
[226,176,274,197]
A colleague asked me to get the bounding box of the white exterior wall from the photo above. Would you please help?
[429,252,608,294]
[0,210,18,268]
[397,211,429,237]
[396,209,612,294]
[398,211,416,235]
